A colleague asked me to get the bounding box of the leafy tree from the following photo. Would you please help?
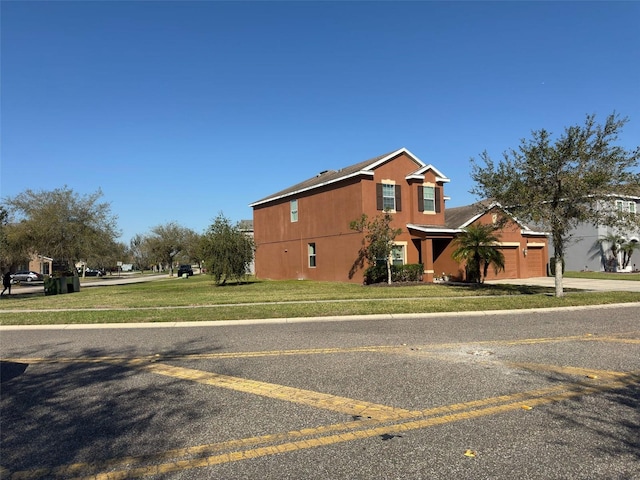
[2,187,120,273]
[200,213,255,285]
[129,234,153,272]
[471,113,640,296]
[181,230,204,269]
[90,240,129,273]
[145,222,192,275]
[451,224,505,284]
[349,212,403,284]
[0,206,28,273]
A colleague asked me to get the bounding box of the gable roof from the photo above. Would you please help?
[408,200,548,236]
[237,219,254,231]
[250,147,449,207]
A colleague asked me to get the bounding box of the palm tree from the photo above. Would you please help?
[452,224,505,284]
[596,233,626,271]
[620,240,639,270]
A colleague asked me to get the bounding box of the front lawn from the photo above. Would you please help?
[1,275,638,325]
[564,271,640,281]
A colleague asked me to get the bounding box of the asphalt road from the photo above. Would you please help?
[1,305,639,479]
[5,273,170,296]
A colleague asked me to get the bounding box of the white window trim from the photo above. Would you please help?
[391,241,407,266]
[308,243,316,268]
[422,183,436,214]
[290,199,298,223]
[381,180,396,213]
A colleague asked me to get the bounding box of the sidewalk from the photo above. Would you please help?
[7,275,640,296]
[485,276,640,292]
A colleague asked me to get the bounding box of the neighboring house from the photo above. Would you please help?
[554,195,640,272]
[238,219,255,275]
[250,148,549,283]
[19,254,53,276]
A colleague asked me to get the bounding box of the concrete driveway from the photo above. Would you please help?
[486,276,640,292]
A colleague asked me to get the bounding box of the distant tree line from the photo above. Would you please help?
[1,187,254,284]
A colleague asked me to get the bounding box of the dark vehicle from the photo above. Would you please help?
[84,269,105,277]
[10,271,44,283]
[178,264,194,277]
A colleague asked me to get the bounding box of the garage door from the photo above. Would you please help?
[485,247,518,280]
[526,247,545,277]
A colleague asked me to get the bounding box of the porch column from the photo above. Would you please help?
[422,238,434,282]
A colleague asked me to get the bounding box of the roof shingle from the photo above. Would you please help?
[250,148,418,207]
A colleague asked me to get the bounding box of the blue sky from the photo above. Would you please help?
[2,1,639,244]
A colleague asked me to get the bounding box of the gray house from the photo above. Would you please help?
[554,195,640,272]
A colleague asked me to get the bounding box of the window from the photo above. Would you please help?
[376,183,401,211]
[308,243,316,267]
[423,186,435,212]
[391,244,405,266]
[616,200,637,215]
[290,199,298,222]
[382,184,396,211]
[418,185,441,213]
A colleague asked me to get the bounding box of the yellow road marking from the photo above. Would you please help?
[132,361,419,421]
[9,373,638,480]
[593,337,640,345]
[4,331,638,366]
[4,335,639,479]
[505,362,629,380]
[54,374,636,480]
[0,346,403,365]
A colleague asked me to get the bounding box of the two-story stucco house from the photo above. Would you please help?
[250,148,549,283]
[553,195,640,272]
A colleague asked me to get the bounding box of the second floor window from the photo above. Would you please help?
[616,200,637,214]
[290,199,298,222]
[423,186,435,212]
[382,184,395,211]
[376,183,401,211]
[418,185,441,213]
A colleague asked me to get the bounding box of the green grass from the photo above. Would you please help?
[1,275,638,326]
[564,271,640,281]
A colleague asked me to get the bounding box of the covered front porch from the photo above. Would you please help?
[407,226,460,283]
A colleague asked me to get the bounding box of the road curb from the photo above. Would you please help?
[1,302,638,331]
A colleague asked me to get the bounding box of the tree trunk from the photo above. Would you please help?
[387,258,392,285]
[554,257,564,297]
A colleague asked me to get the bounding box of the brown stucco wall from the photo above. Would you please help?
[252,153,548,283]
[253,152,437,283]
[444,209,549,281]
[253,176,370,282]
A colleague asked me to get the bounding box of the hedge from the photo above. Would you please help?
[364,263,423,284]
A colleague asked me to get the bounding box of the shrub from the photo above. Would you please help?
[547,257,565,276]
[364,263,423,284]
[395,263,423,282]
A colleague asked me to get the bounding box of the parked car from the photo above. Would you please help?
[84,269,105,277]
[177,264,194,277]
[10,271,44,283]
